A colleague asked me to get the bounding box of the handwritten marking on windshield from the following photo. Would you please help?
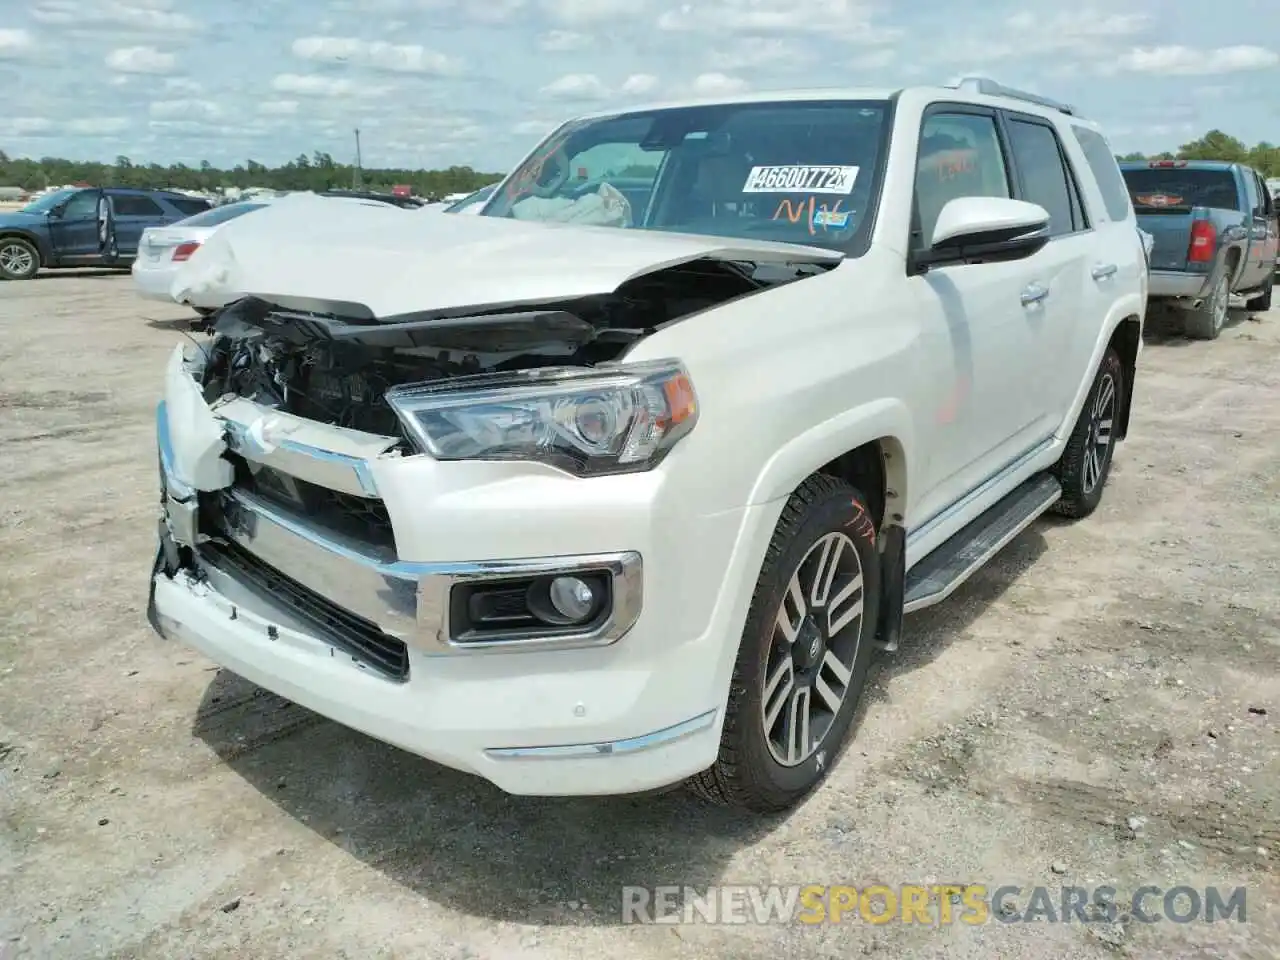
[773,197,848,236]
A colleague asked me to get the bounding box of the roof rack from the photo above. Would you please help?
[948,76,1077,116]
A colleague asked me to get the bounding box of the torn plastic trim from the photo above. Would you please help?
[163,344,234,493]
[156,400,194,502]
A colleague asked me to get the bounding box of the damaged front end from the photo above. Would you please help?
[148,249,832,679]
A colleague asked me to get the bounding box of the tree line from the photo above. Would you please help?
[0,149,504,199]
[1118,130,1280,178]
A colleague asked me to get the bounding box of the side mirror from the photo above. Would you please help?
[914,196,1051,271]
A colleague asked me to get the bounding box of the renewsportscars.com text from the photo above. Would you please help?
[620,884,1248,925]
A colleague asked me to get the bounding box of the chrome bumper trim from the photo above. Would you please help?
[222,417,383,498]
[484,709,718,760]
[157,403,643,655]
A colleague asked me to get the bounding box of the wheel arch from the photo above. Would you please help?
[1058,303,1144,446]
[0,229,49,265]
[1108,314,1142,441]
[745,398,913,533]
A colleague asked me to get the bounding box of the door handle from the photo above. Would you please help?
[1091,263,1118,280]
[1020,282,1049,306]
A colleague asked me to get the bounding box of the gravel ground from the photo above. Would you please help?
[1,273,1278,959]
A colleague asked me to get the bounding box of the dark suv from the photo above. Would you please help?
[0,187,211,281]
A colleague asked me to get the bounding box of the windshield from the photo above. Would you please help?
[446,184,497,212]
[20,188,77,214]
[481,99,889,251]
[1121,167,1239,212]
[175,201,267,227]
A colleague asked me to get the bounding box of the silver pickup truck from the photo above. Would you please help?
[1119,160,1278,339]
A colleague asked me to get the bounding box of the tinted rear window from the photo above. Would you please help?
[177,202,267,227]
[1120,168,1239,211]
[170,196,213,216]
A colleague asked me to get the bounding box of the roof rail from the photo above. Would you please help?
[949,76,1077,116]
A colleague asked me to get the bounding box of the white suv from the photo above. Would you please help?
[149,77,1147,813]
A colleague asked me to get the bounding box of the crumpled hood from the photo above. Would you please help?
[169,192,843,319]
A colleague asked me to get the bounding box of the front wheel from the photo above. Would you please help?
[0,237,40,281]
[688,474,881,813]
[1052,347,1124,519]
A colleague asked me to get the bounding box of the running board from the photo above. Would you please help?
[903,473,1061,614]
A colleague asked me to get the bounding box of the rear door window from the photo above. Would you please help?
[169,196,213,216]
[112,194,164,217]
[1120,167,1240,213]
[1071,126,1132,222]
[1004,117,1086,236]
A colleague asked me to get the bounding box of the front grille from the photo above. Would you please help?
[198,536,410,682]
[225,453,395,552]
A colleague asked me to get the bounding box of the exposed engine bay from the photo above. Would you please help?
[198,256,831,439]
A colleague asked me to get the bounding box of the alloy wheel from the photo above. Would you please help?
[1211,275,1229,333]
[1082,372,1116,494]
[761,531,865,767]
[0,243,34,277]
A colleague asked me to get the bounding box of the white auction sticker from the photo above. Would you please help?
[741,165,859,195]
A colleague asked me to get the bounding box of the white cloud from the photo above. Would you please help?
[690,72,749,96]
[541,0,641,25]
[9,0,1280,173]
[291,36,462,75]
[13,117,53,135]
[272,73,363,97]
[259,100,299,116]
[164,77,202,94]
[149,99,223,121]
[1116,45,1280,76]
[932,8,1148,64]
[540,73,609,99]
[67,118,130,135]
[620,74,659,96]
[707,37,804,72]
[0,28,35,58]
[31,0,199,33]
[105,45,176,75]
[658,0,897,42]
[513,119,556,136]
[538,29,590,51]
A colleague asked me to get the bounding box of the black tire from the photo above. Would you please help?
[1185,270,1229,340]
[0,236,41,281]
[688,473,881,813]
[1051,347,1124,519]
[1246,274,1273,312]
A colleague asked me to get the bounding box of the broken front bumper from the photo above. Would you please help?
[146,359,756,795]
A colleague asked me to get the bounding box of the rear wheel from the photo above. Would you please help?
[0,237,40,281]
[1052,347,1123,519]
[1246,274,1273,312]
[1185,271,1229,340]
[688,474,880,812]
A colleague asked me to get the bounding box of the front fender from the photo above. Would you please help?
[746,397,914,509]
[0,227,53,263]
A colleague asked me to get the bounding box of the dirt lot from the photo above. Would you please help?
[1,273,1278,959]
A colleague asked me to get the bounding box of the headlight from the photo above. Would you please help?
[386,359,697,476]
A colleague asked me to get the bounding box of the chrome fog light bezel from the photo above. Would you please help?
[420,552,644,653]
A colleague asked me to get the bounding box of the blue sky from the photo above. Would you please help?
[3,0,1279,172]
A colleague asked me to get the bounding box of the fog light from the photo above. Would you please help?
[548,576,596,622]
